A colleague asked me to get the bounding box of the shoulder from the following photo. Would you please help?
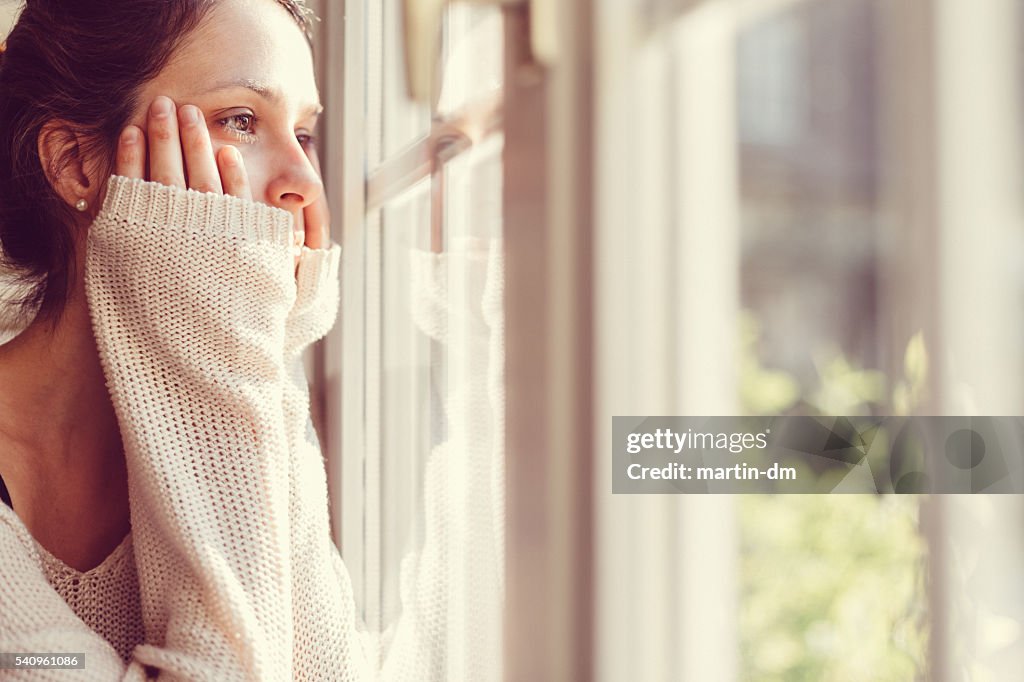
[0,503,43,567]
[0,506,52,594]
[0,504,57,618]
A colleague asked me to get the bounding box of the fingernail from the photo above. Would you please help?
[152,97,172,118]
[121,127,138,145]
[225,146,240,164]
[179,105,198,126]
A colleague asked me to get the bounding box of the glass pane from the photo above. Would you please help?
[374,133,505,679]
[597,0,1023,678]
[444,133,504,248]
[379,177,432,635]
[735,1,928,679]
[737,0,882,417]
[738,494,928,680]
[437,4,505,117]
[380,0,432,163]
[369,7,506,677]
[377,1,504,163]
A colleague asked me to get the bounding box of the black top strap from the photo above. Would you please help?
[0,472,12,509]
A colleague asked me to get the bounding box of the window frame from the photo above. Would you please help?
[312,3,589,675]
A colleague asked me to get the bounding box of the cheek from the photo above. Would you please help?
[220,144,271,202]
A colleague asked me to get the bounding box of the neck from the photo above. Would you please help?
[0,284,123,470]
[0,278,130,571]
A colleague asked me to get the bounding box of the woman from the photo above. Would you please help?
[0,0,378,678]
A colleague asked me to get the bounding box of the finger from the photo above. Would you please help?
[302,145,330,249]
[146,96,186,189]
[178,105,222,195]
[292,209,303,271]
[115,126,145,180]
[302,193,330,250]
[216,146,252,201]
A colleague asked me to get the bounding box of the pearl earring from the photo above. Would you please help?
[75,199,88,212]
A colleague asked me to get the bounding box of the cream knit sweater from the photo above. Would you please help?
[0,176,373,680]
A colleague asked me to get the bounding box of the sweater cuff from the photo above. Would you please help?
[99,175,295,246]
[295,243,341,300]
[285,243,341,356]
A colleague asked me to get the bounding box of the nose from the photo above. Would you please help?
[264,147,323,213]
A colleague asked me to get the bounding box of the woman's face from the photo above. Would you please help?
[127,0,323,218]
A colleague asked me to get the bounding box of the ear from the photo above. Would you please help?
[37,121,102,211]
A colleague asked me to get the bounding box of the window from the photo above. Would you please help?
[595,0,1024,680]
[313,0,1024,679]
[736,3,929,676]
[312,1,507,678]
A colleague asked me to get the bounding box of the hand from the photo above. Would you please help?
[295,143,330,254]
[116,95,306,269]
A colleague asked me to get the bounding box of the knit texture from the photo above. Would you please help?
[0,177,507,681]
[0,176,361,680]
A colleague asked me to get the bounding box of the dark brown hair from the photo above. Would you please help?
[0,0,315,330]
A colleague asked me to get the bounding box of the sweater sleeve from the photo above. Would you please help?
[276,244,377,681]
[82,175,298,680]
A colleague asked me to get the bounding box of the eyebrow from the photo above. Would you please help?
[199,78,324,118]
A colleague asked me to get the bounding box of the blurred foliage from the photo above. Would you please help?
[737,311,929,417]
[737,495,929,681]
[739,313,802,414]
[808,349,887,416]
[893,331,929,416]
[736,310,930,681]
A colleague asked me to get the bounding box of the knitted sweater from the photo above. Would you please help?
[0,176,371,680]
[0,177,507,681]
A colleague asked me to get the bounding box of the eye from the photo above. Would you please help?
[296,131,317,150]
[216,110,258,142]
